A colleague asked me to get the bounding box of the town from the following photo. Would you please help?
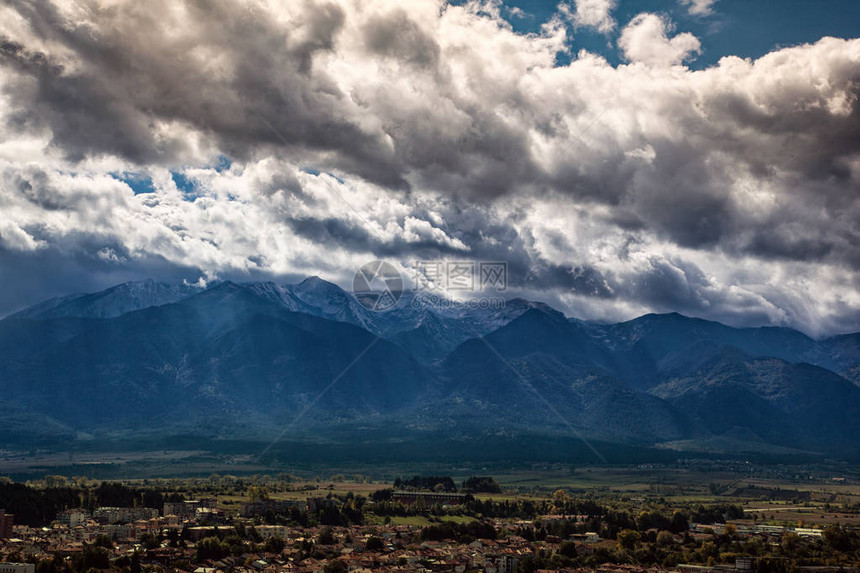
[1,473,859,573]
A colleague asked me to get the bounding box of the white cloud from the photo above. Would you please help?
[562,0,617,34]
[618,13,702,66]
[680,0,717,17]
[0,219,43,252]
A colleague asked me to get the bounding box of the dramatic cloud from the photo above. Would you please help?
[0,0,859,336]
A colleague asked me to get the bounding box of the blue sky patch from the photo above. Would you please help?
[170,170,200,201]
[112,172,156,195]
[213,155,233,173]
[476,0,860,69]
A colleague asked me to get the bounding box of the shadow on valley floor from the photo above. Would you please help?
[1,430,845,481]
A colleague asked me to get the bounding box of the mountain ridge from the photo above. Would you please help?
[2,278,859,459]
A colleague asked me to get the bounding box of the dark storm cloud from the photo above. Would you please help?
[2,0,856,267]
[363,8,441,68]
[741,226,836,263]
[281,203,615,298]
[2,0,409,186]
[0,242,202,317]
[0,0,859,334]
[625,256,711,312]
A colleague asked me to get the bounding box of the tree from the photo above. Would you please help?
[324,561,347,573]
[781,532,800,554]
[35,554,65,573]
[669,511,689,533]
[657,531,675,547]
[462,477,502,494]
[130,552,141,573]
[395,476,456,492]
[196,537,229,561]
[365,536,384,552]
[93,482,136,508]
[370,488,393,502]
[139,533,161,550]
[73,546,110,571]
[44,476,68,489]
[247,486,270,501]
[559,541,578,558]
[263,537,285,554]
[318,528,335,545]
[616,529,641,551]
[823,524,854,552]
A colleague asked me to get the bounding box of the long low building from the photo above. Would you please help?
[692,523,824,538]
[0,564,35,573]
[391,491,469,506]
[240,499,306,517]
[93,507,159,524]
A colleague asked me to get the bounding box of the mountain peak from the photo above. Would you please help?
[483,307,571,343]
[294,276,349,296]
[516,306,567,323]
[10,279,205,320]
[644,311,688,320]
[629,311,720,329]
[194,280,244,296]
[298,275,339,288]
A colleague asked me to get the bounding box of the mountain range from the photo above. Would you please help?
[2,278,859,461]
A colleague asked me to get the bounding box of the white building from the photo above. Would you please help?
[56,509,91,527]
[0,563,36,573]
[93,507,158,524]
[254,525,290,540]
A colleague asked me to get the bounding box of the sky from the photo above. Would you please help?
[0,0,859,336]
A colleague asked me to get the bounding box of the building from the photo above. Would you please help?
[390,491,469,506]
[56,509,92,527]
[254,525,291,540]
[0,510,14,539]
[194,506,226,523]
[93,506,158,524]
[0,564,36,573]
[570,532,600,543]
[103,523,140,540]
[484,554,518,573]
[240,500,306,518]
[185,526,220,541]
[163,499,219,518]
[678,557,757,573]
